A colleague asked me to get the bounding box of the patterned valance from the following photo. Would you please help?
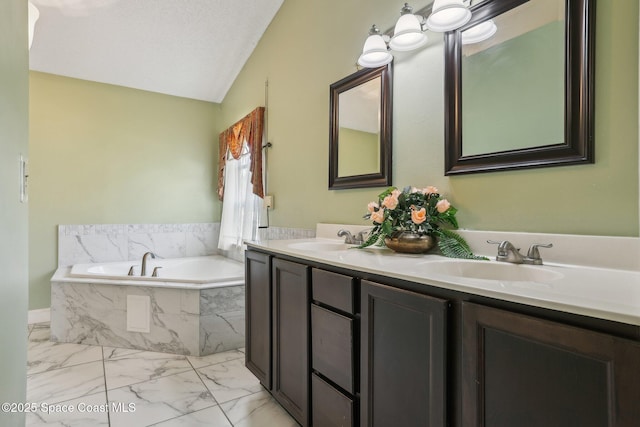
[217,107,265,201]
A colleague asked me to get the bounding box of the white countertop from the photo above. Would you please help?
[246,237,640,327]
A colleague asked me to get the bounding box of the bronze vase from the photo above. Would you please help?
[384,231,436,254]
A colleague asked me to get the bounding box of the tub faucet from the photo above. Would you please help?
[141,252,156,276]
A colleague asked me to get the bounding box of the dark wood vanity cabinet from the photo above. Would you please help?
[271,258,311,426]
[245,250,272,388]
[245,249,640,427]
[360,280,447,427]
[311,268,357,427]
[462,302,640,427]
[245,253,310,426]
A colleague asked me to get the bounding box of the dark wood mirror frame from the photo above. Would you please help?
[444,0,595,175]
[329,64,392,189]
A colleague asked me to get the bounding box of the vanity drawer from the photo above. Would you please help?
[312,373,354,427]
[311,304,354,393]
[312,268,355,314]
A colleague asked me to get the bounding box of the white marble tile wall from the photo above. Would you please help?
[58,223,221,266]
[218,226,315,262]
[51,281,202,355]
[200,286,246,355]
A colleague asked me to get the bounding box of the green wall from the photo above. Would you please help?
[29,72,222,309]
[0,0,29,424]
[338,127,379,176]
[221,0,639,237]
[462,21,564,155]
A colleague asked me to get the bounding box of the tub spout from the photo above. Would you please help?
[141,252,156,276]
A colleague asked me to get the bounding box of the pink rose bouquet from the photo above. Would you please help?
[359,186,485,259]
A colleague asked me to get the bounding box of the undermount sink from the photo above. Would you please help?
[287,241,352,252]
[417,259,564,283]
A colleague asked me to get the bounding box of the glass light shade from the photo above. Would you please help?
[28,2,40,49]
[426,0,471,32]
[462,19,497,45]
[389,14,428,52]
[358,34,393,68]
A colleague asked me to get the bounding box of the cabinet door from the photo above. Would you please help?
[272,258,310,426]
[360,280,447,427]
[245,250,272,388]
[462,302,640,427]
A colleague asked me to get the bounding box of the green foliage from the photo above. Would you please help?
[435,229,488,260]
[357,230,383,249]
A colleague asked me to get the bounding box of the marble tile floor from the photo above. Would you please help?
[26,322,299,427]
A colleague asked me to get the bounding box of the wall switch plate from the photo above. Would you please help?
[264,195,273,209]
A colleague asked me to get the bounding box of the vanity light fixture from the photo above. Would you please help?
[389,3,428,52]
[357,1,495,68]
[28,1,40,49]
[426,0,471,32]
[357,25,394,68]
[461,19,497,45]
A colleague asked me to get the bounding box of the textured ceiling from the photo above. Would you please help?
[28,0,284,102]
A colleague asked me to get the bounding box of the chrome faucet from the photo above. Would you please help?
[488,240,553,265]
[151,266,162,277]
[337,229,368,245]
[523,243,553,265]
[338,229,357,244]
[141,252,156,276]
[356,230,370,244]
[488,240,525,264]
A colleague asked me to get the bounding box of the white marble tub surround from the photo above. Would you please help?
[257,225,316,241]
[245,228,640,326]
[51,255,246,356]
[58,223,220,267]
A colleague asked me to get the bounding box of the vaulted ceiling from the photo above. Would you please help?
[28,0,284,102]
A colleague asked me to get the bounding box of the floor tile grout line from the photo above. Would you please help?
[188,356,236,426]
[144,402,221,427]
[104,366,196,393]
[27,355,105,377]
[101,346,113,427]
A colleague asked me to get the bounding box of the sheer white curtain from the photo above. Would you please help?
[218,141,262,260]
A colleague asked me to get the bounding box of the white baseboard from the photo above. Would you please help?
[28,308,51,324]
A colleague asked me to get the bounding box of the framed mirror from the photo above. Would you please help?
[329,64,392,189]
[444,0,595,175]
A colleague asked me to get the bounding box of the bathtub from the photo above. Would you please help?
[69,255,244,286]
[51,255,246,356]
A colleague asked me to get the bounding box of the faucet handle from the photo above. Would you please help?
[487,240,520,255]
[338,229,355,244]
[487,240,505,255]
[356,230,369,244]
[526,243,553,264]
